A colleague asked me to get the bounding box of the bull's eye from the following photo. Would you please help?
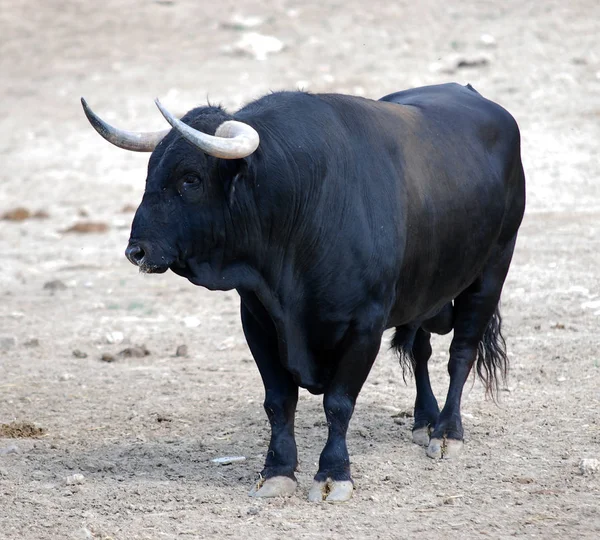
[182,175,200,188]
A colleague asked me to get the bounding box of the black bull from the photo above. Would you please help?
[82,83,526,502]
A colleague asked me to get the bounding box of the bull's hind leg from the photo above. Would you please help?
[241,300,299,498]
[426,239,516,459]
[394,304,453,446]
[393,326,440,446]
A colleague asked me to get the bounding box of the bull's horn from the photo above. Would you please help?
[81,98,169,152]
[154,99,260,159]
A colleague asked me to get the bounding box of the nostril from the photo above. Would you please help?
[126,244,145,266]
[132,247,145,263]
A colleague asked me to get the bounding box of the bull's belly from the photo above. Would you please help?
[386,257,488,328]
[386,295,453,329]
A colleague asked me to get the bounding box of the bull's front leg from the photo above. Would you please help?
[241,301,299,498]
[309,326,383,503]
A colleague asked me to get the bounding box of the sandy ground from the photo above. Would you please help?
[1,0,599,538]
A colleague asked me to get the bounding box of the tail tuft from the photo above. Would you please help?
[476,306,509,400]
[390,327,417,382]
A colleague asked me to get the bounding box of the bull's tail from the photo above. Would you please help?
[391,305,509,399]
[390,326,417,382]
[476,305,509,400]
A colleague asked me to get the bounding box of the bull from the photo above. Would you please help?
[82,83,526,502]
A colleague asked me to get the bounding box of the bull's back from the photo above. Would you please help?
[377,84,525,324]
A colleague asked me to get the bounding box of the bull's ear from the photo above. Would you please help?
[219,157,250,205]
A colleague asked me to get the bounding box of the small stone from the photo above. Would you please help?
[2,207,32,221]
[23,338,40,348]
[479,33,496,47]
[183,316,201,328]
[118,345,150,358]
[0,421,45,438]
[429,53,491,74]
[211,456,246,465]
[231,32,284,61]
[59,373,74,381]
[515,477,535,484]
[247,506,260,515]
[579,458,599,475]
[455,53,490,69]
[79,528,94,540]
[175,344,188,357]
[216,336,236,350]
[100,353,116,363]
[392,410,413,418]
[105,331,124,344]
[43,280,67,291]
[65,473,85,485]
[443,495,464,505]
[31,470,45,480]
[72,350,88,359]
[0,337,16,350]
[62,222,109,234]
[222,14,264,30]
[0,445,20,455]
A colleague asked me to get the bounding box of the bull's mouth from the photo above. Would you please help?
[138,263,170,274]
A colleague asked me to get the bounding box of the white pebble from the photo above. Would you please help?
[79,528,94,540]
[183,316,201,328]
[480,33,496,47]
[233,32,284,61]
[225,14,264,29]
[216,337,236,350]
[65,473,86,485]
[579,458,599,475]
[211,456,246,465]
[105,331,124,344]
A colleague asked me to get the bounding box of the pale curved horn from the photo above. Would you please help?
[154,99,260,159]
[81,98,169,152]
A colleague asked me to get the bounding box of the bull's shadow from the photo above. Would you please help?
[39,385,496,491]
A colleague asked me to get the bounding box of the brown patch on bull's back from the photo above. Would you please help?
[0,421,46,438]
[62,221,109,234]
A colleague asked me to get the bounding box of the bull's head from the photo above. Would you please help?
[81,98,261,290]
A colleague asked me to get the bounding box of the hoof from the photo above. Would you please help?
[249,476,297,498]
[308,479,354,503]
[412,426,430,446]
[426,437,464,459]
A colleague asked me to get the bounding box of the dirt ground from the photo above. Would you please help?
[1,0,599,538]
